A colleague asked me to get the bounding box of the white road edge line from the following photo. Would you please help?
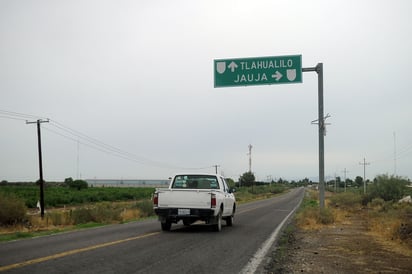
[240,192,303,274]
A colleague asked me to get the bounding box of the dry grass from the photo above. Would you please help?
[0,200,151,237]
[297,189,412,256]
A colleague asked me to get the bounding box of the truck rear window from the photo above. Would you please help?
[172,175,219,189]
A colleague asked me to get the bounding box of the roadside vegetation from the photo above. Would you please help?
[294,174,412,248]
[0,176,291,241]
[4,173,409,244]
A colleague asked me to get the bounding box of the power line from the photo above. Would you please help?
[0,115,28,121]
[44,123,211,170]
[1,109,215,172]
[0,109,47,120]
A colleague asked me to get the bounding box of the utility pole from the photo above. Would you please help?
[213,165,220,174]
[77,139,80,179]
[342,168,349,192]
[26,119,49,218]
[359,158,370,194]
[393,132,397,176]
[247,144,252,173]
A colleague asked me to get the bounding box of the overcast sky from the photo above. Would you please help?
[1,0,411,182]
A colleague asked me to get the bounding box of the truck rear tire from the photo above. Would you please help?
[226,215,233,226]
[161,221,171,231]
[226,206,235,226]
[214,210,222,232]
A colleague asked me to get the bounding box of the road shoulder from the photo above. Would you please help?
[264,209,412,273]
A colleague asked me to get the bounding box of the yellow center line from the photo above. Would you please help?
[0,232,160,272]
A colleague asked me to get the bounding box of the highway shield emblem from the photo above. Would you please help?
[286,69,296,81]
[216,62,226,74]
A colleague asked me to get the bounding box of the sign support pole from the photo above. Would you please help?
[303,63,325,209]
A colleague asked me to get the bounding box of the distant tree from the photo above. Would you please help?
[0,180,8,185]
[345,178,353,187]
[64,177,74,186]
[225,178,236,188]
[354,176,363,188]
[294,178,310,187]
[64,177,88,190]
[239,172,255,187]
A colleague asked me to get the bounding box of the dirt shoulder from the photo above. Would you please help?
[265,209,412,273]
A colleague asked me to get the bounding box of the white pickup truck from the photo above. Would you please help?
[153,173,236,232]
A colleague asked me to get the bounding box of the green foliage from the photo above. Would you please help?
[225,178,236,188]
[71,208,94,224]
[0,184,155,208]
[296,199,334,226]
[0,193,27,225]
[64,177,73,185]
[133,200,155,217]
[354,176,363,188]
[239,171,255,187]
[247,184,286,195]
[368,174,409,202]
[65,178,88,190]
[71,203,122,224]
[329,192,362,209]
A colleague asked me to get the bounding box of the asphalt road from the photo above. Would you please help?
[0,187,304,274]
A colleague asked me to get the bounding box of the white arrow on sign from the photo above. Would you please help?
[272,71,283,81]
[228,61,238,72]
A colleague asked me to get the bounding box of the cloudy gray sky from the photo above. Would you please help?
[1,0,411,182]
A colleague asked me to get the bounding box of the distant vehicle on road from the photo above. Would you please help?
[153,173,236,232]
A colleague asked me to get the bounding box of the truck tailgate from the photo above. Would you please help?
[157,189,212,209]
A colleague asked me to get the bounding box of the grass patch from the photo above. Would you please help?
[235,185,287,204]
[267,221,296,273]
[0,231,34,242]
[296,189,412,250]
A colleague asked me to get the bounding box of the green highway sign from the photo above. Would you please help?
[214,55,302,88]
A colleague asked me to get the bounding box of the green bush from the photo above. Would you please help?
[93,203,122,223]
[0,193,27,225]
[70,203,123,225]
[71,208,95,224]
[329,192,361,209]
[0,185,155,208]
[134,200,154,217]
[368,174,408,202]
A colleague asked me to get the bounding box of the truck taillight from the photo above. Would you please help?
[153,193,158,207]
[211,193,216,208]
